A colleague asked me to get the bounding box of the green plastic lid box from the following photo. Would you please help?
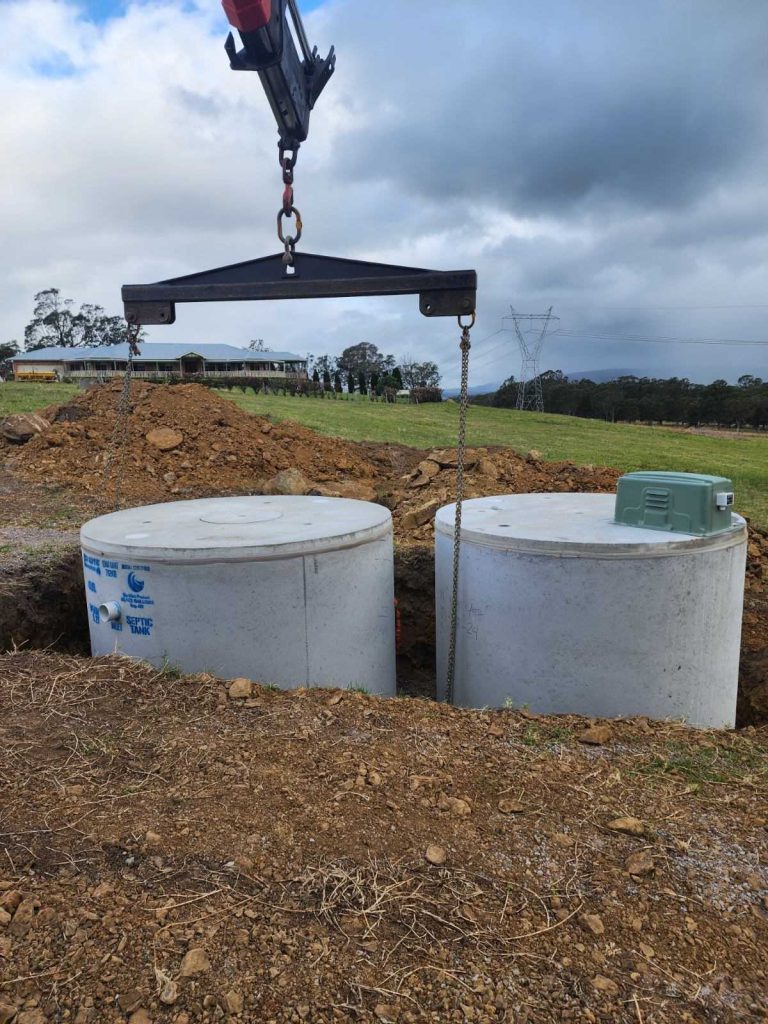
[614,471,735,536]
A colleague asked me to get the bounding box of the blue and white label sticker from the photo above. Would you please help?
[121,564,155,611]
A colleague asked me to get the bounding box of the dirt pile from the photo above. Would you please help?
[1,650,766,1023]
[392,448,620,542]
[12,382,379,507]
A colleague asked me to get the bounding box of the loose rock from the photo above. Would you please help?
[592,975,619,996]
[578,913,605,936]
[1,413,49,444]
[577,725,612,746]
[498,799,525,814]
[145,427,184,451]
[224,990,244,1014]
[263,467,310,495]
[607,816,647,836]
[159,980,179,1005]
[625,850,656,879]
[179,947,211,976]
[228,678,253,700]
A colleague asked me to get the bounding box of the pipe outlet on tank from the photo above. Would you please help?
[99,601,122,623]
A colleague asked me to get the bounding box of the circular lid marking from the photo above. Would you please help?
[199,508,283,525]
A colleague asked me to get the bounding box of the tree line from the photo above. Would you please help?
[475,370,768,429]
[307,341,441,398]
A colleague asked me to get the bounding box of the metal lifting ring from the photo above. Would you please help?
[458,311,476,329]
[277,206,303,246]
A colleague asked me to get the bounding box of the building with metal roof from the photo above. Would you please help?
[11,343,307,383]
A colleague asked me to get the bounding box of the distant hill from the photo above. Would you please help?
[443,381,502,398]
[565,368,639,383]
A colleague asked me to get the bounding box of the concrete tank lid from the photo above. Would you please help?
[81,496,392,563]
[436,493,747,558]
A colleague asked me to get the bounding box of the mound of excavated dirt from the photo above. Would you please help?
[391,448,620,542]
[12,382,379,507]
[0,650,766,1024]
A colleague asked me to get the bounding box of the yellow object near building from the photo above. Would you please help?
[14,369,58,381]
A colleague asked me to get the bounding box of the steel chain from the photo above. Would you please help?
[445,313,474,704]
[102,324,141,510]
[277,145,302,266]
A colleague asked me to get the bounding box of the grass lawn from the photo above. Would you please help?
[0,381,78,414]
[3,382,766,526]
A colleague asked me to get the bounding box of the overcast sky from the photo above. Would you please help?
[1,0,767,385]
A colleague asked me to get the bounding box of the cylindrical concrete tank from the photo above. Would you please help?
[436,493,747,728]
[81,496,396,695]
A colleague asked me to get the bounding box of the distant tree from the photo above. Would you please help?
[24,289,74,349]
[313,354,337,377]
[370,370,380,396]
[0,340,19,377]
[322,369,332,392]
[392,366,403,389]
[337,342,387,378]
[399,357,441,388]
[333,371,343,393]
[358,371,368,396]
[347,371,355,394]
[23,288,145,350]
[248,338,267,350]
[312,368,320,384]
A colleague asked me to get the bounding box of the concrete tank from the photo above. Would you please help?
[81,495,396,695]
[435,493,747,727]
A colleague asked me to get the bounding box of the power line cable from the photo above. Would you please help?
[555,303,768,311]
[554,329,768,348]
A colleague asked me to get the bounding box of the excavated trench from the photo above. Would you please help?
[0,540,439,694]
[2,536,767,725]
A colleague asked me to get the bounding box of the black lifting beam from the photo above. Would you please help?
[122,251,477,326]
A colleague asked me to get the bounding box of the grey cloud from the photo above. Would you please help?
[328,0,768,215]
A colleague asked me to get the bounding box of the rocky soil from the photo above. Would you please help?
[0,651,766,1024]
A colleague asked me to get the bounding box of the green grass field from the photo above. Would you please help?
[3,382,767,526]
[0,381,78,414]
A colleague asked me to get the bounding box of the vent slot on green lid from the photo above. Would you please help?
[615,471,735,536]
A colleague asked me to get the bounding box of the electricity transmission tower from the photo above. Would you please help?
[503,307,559,412]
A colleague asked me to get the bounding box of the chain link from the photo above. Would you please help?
[445,313,474,704]
[277,145,302,266]
[102,324,141,511]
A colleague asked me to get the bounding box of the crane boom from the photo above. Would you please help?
[222,0,336,152]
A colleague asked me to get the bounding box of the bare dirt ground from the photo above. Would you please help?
[0,651,766,1024]
[1,382,768,1022]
